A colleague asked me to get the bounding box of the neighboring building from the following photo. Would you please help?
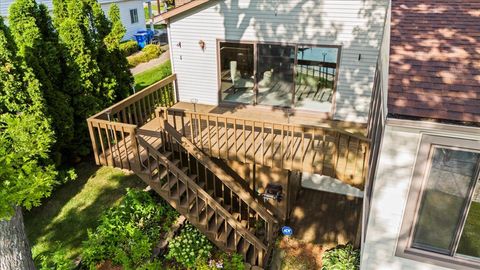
[362,0,480,269]
[0,0,147,41]
[85,0,480,269]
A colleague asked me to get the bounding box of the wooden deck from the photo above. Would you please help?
[289,188,362,247]
[88,74,371,190]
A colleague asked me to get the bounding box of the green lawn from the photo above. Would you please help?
[24,162,146,261]
[134,60,172,91]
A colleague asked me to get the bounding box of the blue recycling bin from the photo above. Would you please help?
[134,32,148,49]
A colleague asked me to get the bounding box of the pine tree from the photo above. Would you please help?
[0,17,57,270]
[52,0,133,157]
[9,0,74,164]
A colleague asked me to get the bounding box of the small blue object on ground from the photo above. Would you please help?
[282,226,293,236]
[134,32,148,49]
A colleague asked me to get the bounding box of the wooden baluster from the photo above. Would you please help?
[112,125,123,169]
[271,124,274,167]
[252,121,255,164]
[280,125,284,169]
[261,122,265,166]
[207,116,212,156]
[104,124,115,168]
[215,116,220,157]
[290,125,294,169]
[120,126,131,170]
[224,117,229,160]
[243,119,246,163]
[234,120,238,160]
[198,114,203,150]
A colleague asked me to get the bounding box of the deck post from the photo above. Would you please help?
[87,119,100,165]
[129,127,141,172]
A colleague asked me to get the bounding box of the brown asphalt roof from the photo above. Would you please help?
[388,0,480,124]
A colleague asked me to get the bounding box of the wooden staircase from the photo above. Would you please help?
[86,74,371,267]
[135,119,278,266]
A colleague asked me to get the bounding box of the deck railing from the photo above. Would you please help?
[87,74,177,169]
[166,108,371,189]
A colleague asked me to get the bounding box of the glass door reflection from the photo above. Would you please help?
[256,44,295,107]
[219,42,255,104]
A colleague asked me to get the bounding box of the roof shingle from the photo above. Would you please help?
[388,0,480,124]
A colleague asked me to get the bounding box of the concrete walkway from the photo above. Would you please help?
[130,49,170,75]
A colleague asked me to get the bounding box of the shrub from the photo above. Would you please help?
[81,189,178,269]
[120,40,139,56]
[167,223,213,268]
[222,253,245,270]
[37,248,75,270]
[127,44,162,67]
[322,244,360,270]
[195,252,245,270]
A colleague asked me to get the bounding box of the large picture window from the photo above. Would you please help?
[398,135,480,268]
[217,41,339,113]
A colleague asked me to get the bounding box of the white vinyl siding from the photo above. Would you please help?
[362,121,480,270]
[168,0,388,123]
[101,1,146,41]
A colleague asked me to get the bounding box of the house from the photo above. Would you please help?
[0,0,147,41]
[86,0,479,268]
[362,0,480,269]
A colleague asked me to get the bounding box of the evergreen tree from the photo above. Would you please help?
[0,17,57,270]
[9,0,74,163]
[52,0,133,156]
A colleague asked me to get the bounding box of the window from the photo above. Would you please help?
[398,135,480,268]
[130,9,139,24]
[217,41,340,112]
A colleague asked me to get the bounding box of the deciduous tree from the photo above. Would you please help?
[0,17,57,270]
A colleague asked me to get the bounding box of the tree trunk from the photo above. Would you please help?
[0,206,36,270]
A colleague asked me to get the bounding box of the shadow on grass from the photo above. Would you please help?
[24,161,146,260]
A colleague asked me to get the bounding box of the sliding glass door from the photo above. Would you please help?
[218,41,340,112]
[219,42,255,104]
[256,44,295,107]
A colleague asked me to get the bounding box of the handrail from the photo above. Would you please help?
[88,74,177,121]
[136,135,268,252]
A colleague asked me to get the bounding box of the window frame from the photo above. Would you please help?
[130,8,139,24]
[215,39,341,117]
[396,134,480,269]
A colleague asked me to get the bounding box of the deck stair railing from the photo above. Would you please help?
[135,112,279,266]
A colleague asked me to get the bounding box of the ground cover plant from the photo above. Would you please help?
[167,223,213,268]
[81,189,178,269]
[321,244,360,270]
